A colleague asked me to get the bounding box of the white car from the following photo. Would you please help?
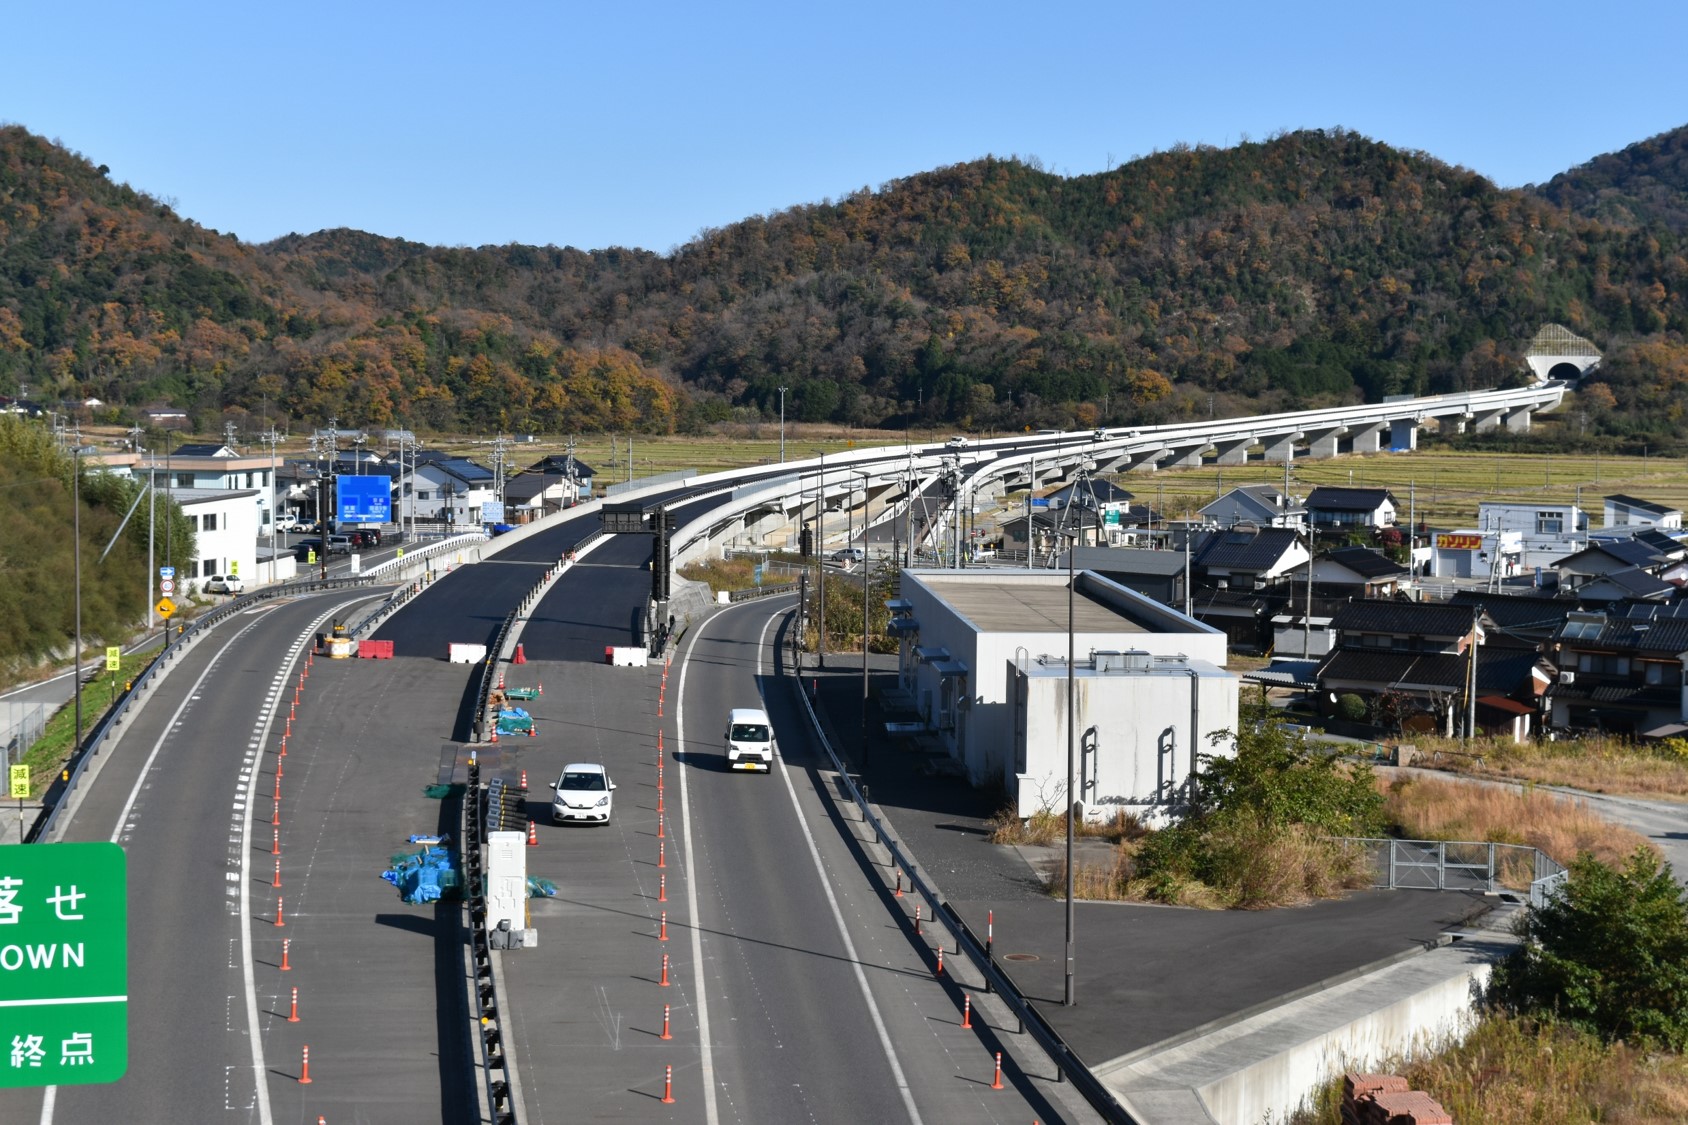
[550,763,616,824]
[205,575,244,594]
[831,547,865,565]
[725,708,776,772]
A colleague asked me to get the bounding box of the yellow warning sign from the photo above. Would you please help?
[9,764,29,799]
[105,646,121,672]
[155,597,177,619]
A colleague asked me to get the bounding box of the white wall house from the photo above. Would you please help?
[1604,494,1683,530]
[402,460,498,531]
[140,454,281,532]
[1431,528,1523,579]
[175,488,261,588]
[891,570,1236,823]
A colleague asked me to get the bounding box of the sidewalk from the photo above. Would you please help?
[805,659,1512,1124]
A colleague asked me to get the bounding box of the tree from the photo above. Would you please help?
[1488,848,1688,1049]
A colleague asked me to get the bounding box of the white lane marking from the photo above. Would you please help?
[674,620,721,1125]
[758,609,924,1125]
[37,596,371,1125]
[233,597,369,1125]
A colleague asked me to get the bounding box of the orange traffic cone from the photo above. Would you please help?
[527,819,538,846]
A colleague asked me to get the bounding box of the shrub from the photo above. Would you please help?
[1336,692,1368,722]
[1488,848,1688,1050]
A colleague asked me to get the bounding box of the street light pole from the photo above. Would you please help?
[816,449,826,669]
[778,386,788,463]
[1064,459,1094,1008]
[73,446,83,758]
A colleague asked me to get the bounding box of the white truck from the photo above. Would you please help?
[725,708,776,772]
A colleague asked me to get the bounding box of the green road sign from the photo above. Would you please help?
[0,842,127,1087]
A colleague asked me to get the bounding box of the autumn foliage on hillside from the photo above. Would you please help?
[2,123,1687,436]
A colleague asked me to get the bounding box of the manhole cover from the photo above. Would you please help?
[1003,953,1040,962]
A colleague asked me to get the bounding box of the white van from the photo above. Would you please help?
[725,708,776,772]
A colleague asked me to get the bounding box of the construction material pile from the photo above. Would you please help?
[381,839,462,904]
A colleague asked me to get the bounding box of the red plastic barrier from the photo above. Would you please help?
[359,640,395,659]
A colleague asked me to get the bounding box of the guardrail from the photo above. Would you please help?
[360,533,488,580]
[786,656,1139,1124]
[28,574,378,843]
[726,581,799,603]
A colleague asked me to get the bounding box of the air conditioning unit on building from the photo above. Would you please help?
[1558,671,1576,685]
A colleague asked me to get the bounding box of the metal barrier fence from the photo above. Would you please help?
[2,700,48,769]
[726,581,799,603]
[1332,836,1566,906]
[786,652,1139,1124]
[29,574,375,843]
[461,755,519,1124]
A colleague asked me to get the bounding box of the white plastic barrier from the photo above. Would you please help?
[608,646,649,667]
[449,643,488,664]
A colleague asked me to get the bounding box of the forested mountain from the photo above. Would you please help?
[1531,125,1688,234]
[2,123,1687,438]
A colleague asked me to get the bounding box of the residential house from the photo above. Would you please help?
[505,455,596,515]
[1552,538,1675,592]
[1045,478,1134,513]
[1191,526,1310,590]
[1304,486,1397,530]
[1432,528,1523,580]
[999,510,1106,557]
[402,457,498,530]
[1058,546,1188,607]
[1604,494,1683,531]
[1573,567,1676,604]
[172,442,238,458]
[1199,484,1307,531]
[1315,601,1550,739]
[1306,546,1409,600]
[1548,608,1688,736]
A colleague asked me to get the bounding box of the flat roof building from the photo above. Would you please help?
[891,569,1236,825]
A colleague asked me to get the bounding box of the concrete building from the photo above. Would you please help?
[1474,500,1589,570]
[174,488,261,588]
[890,570,1236,826]
[1431,529,1522,580]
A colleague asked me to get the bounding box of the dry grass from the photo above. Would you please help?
[1381,773,1653,869]
[1288,1015,1688,1125]
[1406,735,1688,801]
[986,806,1148,847]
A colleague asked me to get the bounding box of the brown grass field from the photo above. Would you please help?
[1401,735,1688,801]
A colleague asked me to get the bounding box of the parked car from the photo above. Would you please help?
[550,764,616,825]
[346,529,379,548]
[325,535,352,555]
[831,547,865,565]
[205,574,245,594]
[274,515,304,533]
[294,538,323,560]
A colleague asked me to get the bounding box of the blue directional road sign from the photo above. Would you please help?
[336,476,391,524]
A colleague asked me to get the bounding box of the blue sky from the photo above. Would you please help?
[5,2,1685,254]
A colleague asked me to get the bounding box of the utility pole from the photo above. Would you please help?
[260,425,281,584]
[73,446,83,759]
[491,434,510,516]
[778,386,788,463]
[1465,605,1481,743]
[224,420,239,451]
[1027,453,1036,570]
[817,450,826,668]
